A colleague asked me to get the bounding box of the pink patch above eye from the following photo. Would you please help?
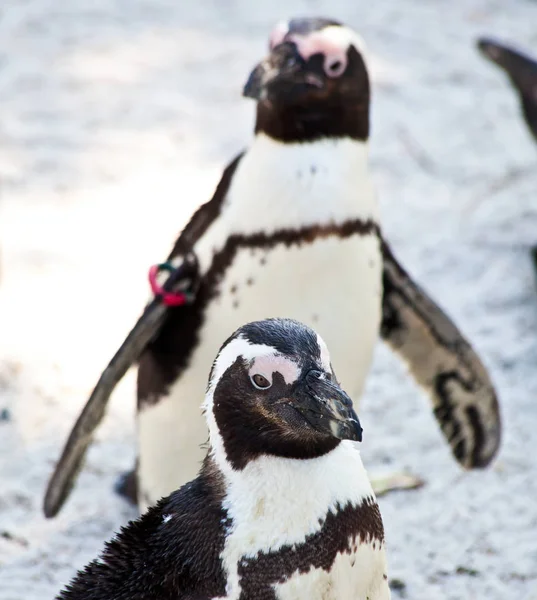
[268,26,349,78]
[291,33,348,78]
[250,355,299,385]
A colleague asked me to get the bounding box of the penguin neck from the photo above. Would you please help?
[225,130,378,232]
[212,435,375,551]
[217,441,372,498]
[245,129,372,176]
[253,100,369,144]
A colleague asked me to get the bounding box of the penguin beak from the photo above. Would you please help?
[243,58,275,101]
[293,370,363,442]
[243,44,323,102]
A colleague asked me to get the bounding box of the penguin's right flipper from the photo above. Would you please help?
[43,254,199,519]
[43,153,244,519]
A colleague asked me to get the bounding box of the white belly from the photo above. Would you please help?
[137,234,382,509]
[274,543,391,600]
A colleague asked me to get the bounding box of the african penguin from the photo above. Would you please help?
[44,17,501,518]
[56,318,391,600]
[478,37,537,142]
[134,17,384,511]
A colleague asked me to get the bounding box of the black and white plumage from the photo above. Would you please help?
[44,17,501,517]
[56,319,390,600]
[478,37,537,142]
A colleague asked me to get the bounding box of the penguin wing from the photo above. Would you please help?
[380,238,501,469]
[43,153,245,519]
[477,37,537,141]
[56,475,226,600]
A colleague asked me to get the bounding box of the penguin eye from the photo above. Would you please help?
[324,57,346,77]
[251,374,272,390]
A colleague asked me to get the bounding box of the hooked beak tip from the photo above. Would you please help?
[242,80,259,100]
[304,371,363,442]
[243,62,268,100]
[331,414,363,442]
[352,418,363,442]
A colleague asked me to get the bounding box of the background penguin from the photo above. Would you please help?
[477,37,537,143]
[45,17,501,517]
[56,318,391,600]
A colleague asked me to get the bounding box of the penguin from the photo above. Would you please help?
[56,318,391,600]
[477,37,537,142]
[44,17,501,517]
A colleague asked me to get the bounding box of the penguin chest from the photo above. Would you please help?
[203,232,383,397]
[196,133,383,395]
[217,444,390,600]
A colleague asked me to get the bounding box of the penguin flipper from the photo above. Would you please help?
[43,152,245,519]
[380,238,501,469]
[43,254,199,519]
[477,37,537,141]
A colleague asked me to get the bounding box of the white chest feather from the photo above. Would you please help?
[195,133,380,274]
[138,134,383,508]
[218,442,371,553]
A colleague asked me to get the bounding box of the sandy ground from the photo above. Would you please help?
[1,0,537,598]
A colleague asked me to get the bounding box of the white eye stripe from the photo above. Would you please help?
[207,337,302,396]
[316,333,332,372]
[269,21,289,49]
[208,337,276,392]
[268,24,369,79]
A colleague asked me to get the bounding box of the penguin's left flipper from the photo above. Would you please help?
[42,254,199,519]
[380,239,501,469]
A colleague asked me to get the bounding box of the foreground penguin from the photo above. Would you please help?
[45,17,501,517]
[57,319,391,600]
[477,37,537,142]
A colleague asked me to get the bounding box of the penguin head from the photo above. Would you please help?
[204,318,362,470]
[478,37,537,99]
[243,18,370,141]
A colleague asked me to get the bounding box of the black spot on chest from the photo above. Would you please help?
[235,498,384,600]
